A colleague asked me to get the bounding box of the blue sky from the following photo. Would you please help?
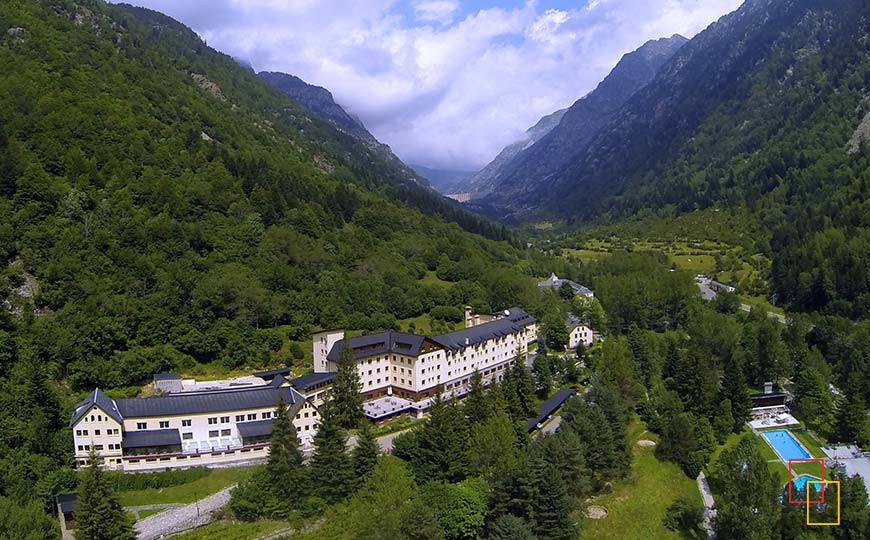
[119,0,743,170]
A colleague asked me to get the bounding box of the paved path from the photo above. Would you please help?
[134,485,235,540]
[695,281,788,325]
[697,472,716,539]
[126,503,182,521]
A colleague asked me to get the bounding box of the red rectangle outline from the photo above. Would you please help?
[788,458,825,505]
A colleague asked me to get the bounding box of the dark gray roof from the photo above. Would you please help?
[56,493,77,514]
[327,331,426,362]
[254,367,292,380]
[115,386,304,418]
[70,388,124,427]
[432,308,536,352]
[121,429,181,449]
[565,314,590,330]
[290,372,336,391]
[526,388,576,431]
[153,373,182,380]
[237,419,273,439]
[538,273,593,296]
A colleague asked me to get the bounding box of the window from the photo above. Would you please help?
[220,416,230,424]
[220,429,231,436]
[262,412,272,419]
[136,422,147,430]
[76,430,82,436]
[304,412,309,418]
[235,415,245,422]
[97,415,103,421]
[247,413,256,421]
[182,419,191,427]
[182,432,193,440]
[77,445,84,451]
[208,430,219,438]
[82,429,88,436]
[208,417,218,425]
[94,445,104,451]
[159,421,169,429]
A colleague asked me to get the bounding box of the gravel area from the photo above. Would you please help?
[134,485,235,540]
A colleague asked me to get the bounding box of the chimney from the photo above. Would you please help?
[764,381,773,394]
[465,306,474,328]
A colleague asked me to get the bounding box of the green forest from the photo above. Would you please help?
[3,0,870,539]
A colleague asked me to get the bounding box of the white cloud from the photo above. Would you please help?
[413,0,460,25]
[115,0,744,170]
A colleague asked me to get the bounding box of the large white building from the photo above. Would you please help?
[313,307,537,403]
[566,315,595,350]
[70,373,326,472]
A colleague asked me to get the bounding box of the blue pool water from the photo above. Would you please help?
[762,429,811,461]
[792,475,821,492]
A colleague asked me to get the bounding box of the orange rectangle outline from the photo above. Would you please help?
[805,480,840,526]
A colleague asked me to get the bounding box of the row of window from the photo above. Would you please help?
[75,428,120,437]
[76,443,120,452]
[134,412,273,431]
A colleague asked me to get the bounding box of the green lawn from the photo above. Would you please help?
[369,415,422,438]
[418,270,452,287]
[137,508,163,520]
[582,418,701,540]
[739,294,785,316]
[668,253,716,275]
[117,466,259,507]
[398,313,434,334]
[170,519,291,540]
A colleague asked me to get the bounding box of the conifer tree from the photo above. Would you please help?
[465,369,490,424]
[331,338,365,429]
[488,514,536,540]
[524,447,578,540]
[712,398,735,444]
[353,419,380,482]
[413,391,470,483]
[267,396,305,496]
[309,403,355,504]
[836,375,870,446]
[511,352,536,418]
[532,355,553,398]
[721,352,752,430]
[75,450,135,540]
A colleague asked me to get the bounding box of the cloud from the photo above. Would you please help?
[114,0,743,170]
[413,0,460,24]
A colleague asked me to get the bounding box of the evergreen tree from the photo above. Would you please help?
[465,369,490,424]
[510,354,536,418]
[539,430,592,501]
[657,412,716,478]
[468,411,521,479]
[488,514,536,540]
[413,392,471,483]
[711,435,779,540]
[353,420,381,482]
[597,337,645,407]
[713,398,735,444]
[664,338,681,380]
[836,376,870,446]
[628,325,660,387]
[75,451,135,540]
[795,363,835,436]
[331,339,365,429]
[525,447,578,540]
[309,404,355,504]
[721,351,752,431]
[267,396,305,494]
[532,355,553,398]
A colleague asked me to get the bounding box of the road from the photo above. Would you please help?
[696,280,787,325]
[697,471,716,539]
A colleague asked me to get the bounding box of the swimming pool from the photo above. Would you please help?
[792,475,822,492]
[762,429,811,461]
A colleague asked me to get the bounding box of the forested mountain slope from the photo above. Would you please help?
[499,0,870,319]
[0,0,573,399]
[469,34,687,214]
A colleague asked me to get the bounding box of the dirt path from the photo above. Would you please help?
[134,485,235,540]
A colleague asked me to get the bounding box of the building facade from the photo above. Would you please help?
[313,307,537,403]
[566,315,595,350]
[537,273,594,298]
[70,375,322,472]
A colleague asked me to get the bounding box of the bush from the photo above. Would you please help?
[429,305,463,323]
[663,495,704,532]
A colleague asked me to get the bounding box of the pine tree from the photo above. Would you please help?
[309,404,355,504]
[795,363,835,436]
[712,435,780,540]
[331,338,365,429]
[532,355,553,398]
[267,396,305,497]
[836,376,870,446]
[465,369,490,424]
[713,398,735,444]
[511,353,536,418]
[525,447,578,540]
[75,450,135,540]
[413,392,470,483]
[721,352,752,431]
[488,514,536,540]
[353,419,380,482]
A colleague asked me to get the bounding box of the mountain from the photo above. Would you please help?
[0,0,546,396]
[409,164,476,197]
[258,71,375,143]
[492,0,870,318]
[464,107,567,199]
[467,34,687,211]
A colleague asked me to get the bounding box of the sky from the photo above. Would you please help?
[118,0,743,171]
